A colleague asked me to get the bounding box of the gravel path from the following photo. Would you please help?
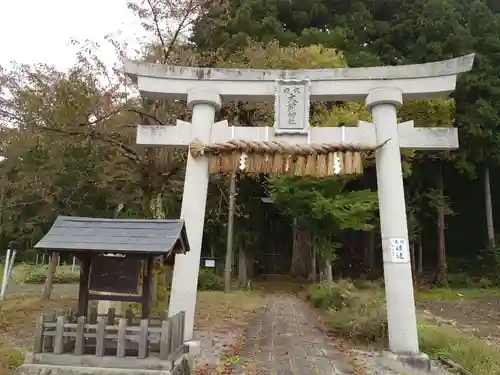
[231,294,355,375]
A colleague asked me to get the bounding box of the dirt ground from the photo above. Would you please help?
[418,296,500,346]
[3,283,500,374]
[0,284,266,374]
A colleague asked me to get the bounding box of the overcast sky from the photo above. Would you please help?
[0,0,149,71]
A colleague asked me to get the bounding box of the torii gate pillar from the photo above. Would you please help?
[169,90,221,341]
[366,88,419,354]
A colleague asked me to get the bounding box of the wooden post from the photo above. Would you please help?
[43,313,55,352]
[159,319,171,360]
[88,307,97,324]
[125,309,133,326]
[74,316,85,355]
[138,319,149,359]
[77,254,91,317]
[179,311,185,344]
[171,313,180,351]
[53,315,65,354]
[106,308,115,325]
[224,173,237,292]
[95,318,106,357]
[117,318,127,358]
[141,256,153,319]
[33,315,44,353]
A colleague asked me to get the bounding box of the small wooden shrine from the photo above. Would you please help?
[34,215,190,318]
[15,216,194,375]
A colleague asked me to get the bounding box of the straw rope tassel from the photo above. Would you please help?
[272,153,284,174]
[220,152,232,172]
[353,151,363,174]
[208,154,221,173]
[344,151,354,174]
[338,152,345,175]
[326,153,334,176]
[294,155,306,176]
[316,154,327,177]
[262,154,272,174]
[305,154,316,176]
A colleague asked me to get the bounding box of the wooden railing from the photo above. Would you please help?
[33,308,185,360]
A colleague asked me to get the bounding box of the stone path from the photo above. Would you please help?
[232,294,355,375]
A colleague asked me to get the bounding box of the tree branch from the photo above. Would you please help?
[146,0,170,63]
[41,126,141,164]
[164,0,195,62]
[125,108,165,125]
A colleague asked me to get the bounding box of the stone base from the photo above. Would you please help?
[376,351,431,374]
[14,341,202,375]
[15,364,174,375]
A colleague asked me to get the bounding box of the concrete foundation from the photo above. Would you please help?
[377,351,431,374]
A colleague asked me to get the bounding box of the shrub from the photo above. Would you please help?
[307,280,388,343]
[198,269,224,291]
[22,266,80,284]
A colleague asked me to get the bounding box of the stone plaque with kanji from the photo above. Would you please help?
[274,80,310,134]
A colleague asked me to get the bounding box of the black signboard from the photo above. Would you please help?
[89,256,142,294]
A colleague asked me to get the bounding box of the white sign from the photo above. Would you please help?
[204,259,215,268]
[274,80,310,134]
[389,238,409,263]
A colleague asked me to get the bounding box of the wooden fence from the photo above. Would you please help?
[33,308,186,360]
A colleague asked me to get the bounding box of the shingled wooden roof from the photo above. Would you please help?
[34,216,190,255]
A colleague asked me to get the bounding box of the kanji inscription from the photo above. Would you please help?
[389,238,409,263]
[274,80,310,133]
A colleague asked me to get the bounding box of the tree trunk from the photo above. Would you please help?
[290,220,312,278]
[310,245,317,283]
[224,173,236,293]
[436,162,447,283]
[410,244,416,285]
[324,259,333,282]
[42,252,58,299]
[418,233,423,274]
[238,248,248,286]
[485,164,495,247]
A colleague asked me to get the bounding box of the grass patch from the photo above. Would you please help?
[0,293,78,374]
[1,264,80,285]
[307,280,500,375]
[416,287,500,302]
[419,322,500,375]
[0,348,24,374]
[14,264,79,284]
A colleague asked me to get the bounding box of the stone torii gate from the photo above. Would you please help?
[124,54,474,366]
